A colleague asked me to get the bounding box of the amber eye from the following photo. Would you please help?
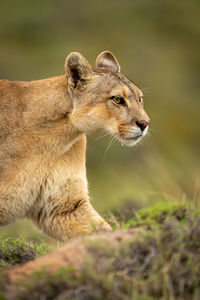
[139,97,143,105]
[111,96,127,106]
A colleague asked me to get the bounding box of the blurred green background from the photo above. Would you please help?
[0,0,199,242]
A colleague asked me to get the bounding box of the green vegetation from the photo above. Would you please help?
[107,201,195,230]
[1,203,200,299]
[124,201,191,228]
[0,235,52,269]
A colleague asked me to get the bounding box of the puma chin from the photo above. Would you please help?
[113,125,149,147]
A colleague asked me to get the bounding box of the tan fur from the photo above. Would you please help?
[0,51,150,241]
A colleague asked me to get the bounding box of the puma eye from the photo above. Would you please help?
[139,97,143,104]
[111,96,127,106]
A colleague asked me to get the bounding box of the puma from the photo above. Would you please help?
[0,51,150,241]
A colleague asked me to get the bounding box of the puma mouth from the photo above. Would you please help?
[117,125,148,145]
[124,134,142,140]
[116,134,143,147]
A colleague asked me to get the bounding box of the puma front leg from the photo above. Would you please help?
[43,200,111,241]
[29,179,111,242]
[28,135,111,241]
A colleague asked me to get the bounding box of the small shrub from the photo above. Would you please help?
[0,235,51,268]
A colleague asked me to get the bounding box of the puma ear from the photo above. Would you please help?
[65,52,92,89]
[96,51,121,73]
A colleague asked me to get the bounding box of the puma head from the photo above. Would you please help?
[65,51,150,146]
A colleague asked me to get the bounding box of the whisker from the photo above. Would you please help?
[146,131,152,138]
[148,128,157,136]
[95,132,111,142]
[103,136,115,161]
[140,86,154,91]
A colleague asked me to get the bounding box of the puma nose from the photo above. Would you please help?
[136,119,151,131]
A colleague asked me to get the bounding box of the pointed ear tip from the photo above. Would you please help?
[100,50,112,54]
[96,51,120,72]
[65,52,92,75]
[97,50,115,58]
[66,52,82,60]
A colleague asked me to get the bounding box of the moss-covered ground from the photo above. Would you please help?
[0,235,52,269]
[1,202,200,300]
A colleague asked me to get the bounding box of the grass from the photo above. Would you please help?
[1,202,200,299]
[0,235,52,269]
[106,201,197,231]
[124,201,193,228]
